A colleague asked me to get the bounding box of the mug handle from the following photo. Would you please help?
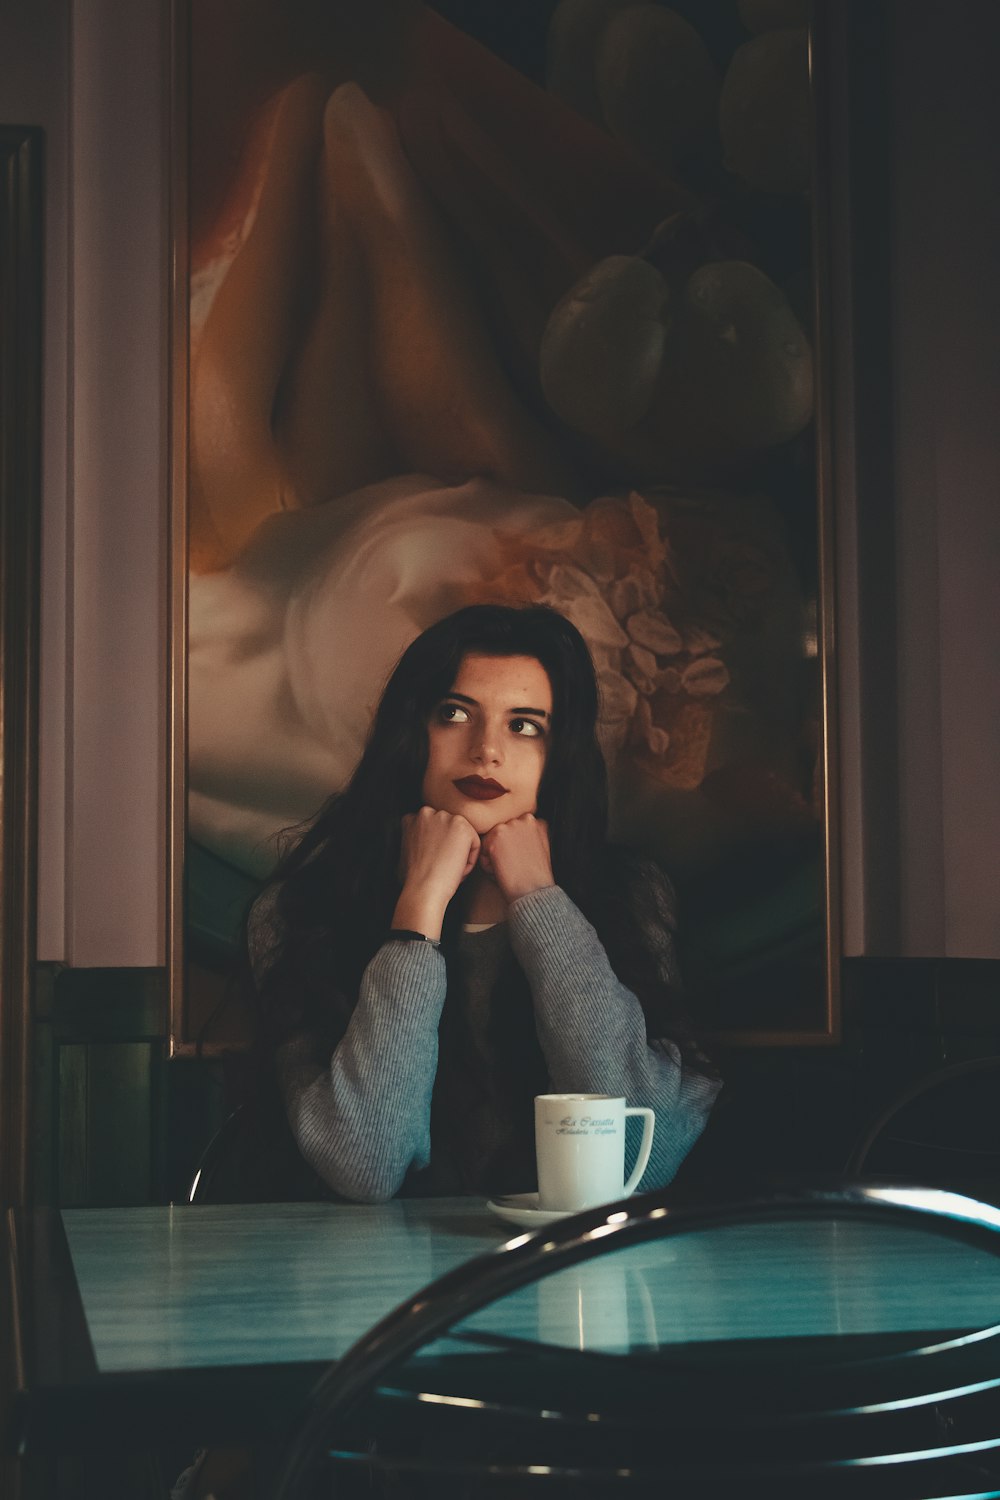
[622,1107,655,1196]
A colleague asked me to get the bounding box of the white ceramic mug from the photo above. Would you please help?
[535,1093,656,1212]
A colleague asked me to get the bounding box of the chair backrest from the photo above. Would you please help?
[187,1105,252,1203]
[271,1183,1000,1500]
[187,1102,331,1204]
[846,1055,1000,1188]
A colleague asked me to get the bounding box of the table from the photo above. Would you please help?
[5,1199,506,1456]
[6,1196,1000,1458]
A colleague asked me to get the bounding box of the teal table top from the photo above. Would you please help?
[61,1197,1000,1373]
[62,1199,507,1373]
[8,1195,1000,1457]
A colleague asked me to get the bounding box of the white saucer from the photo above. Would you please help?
[486,1193,575,1229]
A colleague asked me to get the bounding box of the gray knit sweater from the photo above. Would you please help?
[249,882,721,1203]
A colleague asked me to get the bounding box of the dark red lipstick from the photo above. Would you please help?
[453,776,508,801]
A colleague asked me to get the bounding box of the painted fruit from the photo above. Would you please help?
[720,28,811,194]
[595,5,720,175]
[546,0,637,124]
[737,0,809,33]
[540,255,670,437]
[643,259,813,464]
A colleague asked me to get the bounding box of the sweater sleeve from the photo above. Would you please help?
[273,940,448,1204]
[508,884,721,1191]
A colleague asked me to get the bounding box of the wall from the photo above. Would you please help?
[837,0,1000,958]
[6,0,998,1204]
[889,0,1000,957]
[62,0,169,966]
[3,1,170,1206]
[3,0,168,969]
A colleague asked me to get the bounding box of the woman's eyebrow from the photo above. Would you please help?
[445,691,550,719]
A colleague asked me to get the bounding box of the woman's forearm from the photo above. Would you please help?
[277,940,447,1201]
[508,885,721,1189]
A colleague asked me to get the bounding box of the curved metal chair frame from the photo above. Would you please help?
[272,1182,1000,1500]
[187,1101,329,1205]
[846,1054,1000,1181]
[187,1103,251,1203]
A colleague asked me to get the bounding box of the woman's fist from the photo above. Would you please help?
[480,815,555,905]
[392,807,480,939]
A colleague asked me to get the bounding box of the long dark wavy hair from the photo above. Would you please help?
[245,605,711,1184]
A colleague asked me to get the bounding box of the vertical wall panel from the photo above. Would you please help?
[0,2,70,960]
[56,1043,89,1204]
[56,1039,157,1205]
[889,0,1000,957]
[65,0,168,965]
[838,0,1000,958]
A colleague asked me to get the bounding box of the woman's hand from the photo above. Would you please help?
[480,815,555,905]
[392,807,481,940]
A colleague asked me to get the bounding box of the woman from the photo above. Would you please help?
[247,603,721,1202]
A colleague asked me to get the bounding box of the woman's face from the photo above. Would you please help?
[421,653,554,835]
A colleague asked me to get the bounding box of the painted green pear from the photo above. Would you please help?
[540,254,671,437]
[596,5,720,174]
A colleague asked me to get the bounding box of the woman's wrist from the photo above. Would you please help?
[390,889,448,942]
[499,875,555,905]
[387,928,442,949]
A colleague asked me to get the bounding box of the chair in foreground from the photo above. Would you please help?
[272,1182,1000,1500]
[846,1055,1000,1193]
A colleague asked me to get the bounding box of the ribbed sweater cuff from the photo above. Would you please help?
[507,885,599,985]
[365,938,448,1023]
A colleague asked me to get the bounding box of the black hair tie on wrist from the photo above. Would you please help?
[387,928,441,947]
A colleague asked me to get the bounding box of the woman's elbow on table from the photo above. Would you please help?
[295,1122,421,1203]
[308,1151,410,1204]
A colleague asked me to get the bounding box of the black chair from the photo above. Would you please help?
[187,1101,332,1204]
[187,1104,253,1203]
[271,1182,1000,1500]
[846,1055,1000,1194]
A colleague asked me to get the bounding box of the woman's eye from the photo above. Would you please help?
[510,718,543,738]
[438,702,470,724]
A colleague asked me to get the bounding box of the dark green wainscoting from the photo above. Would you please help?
[33,965,168,1206]
[32,966,227,1208]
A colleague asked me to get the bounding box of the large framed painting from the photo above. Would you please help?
[169,0,839,1054]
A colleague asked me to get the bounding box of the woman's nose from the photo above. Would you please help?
[472,727,502,766]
